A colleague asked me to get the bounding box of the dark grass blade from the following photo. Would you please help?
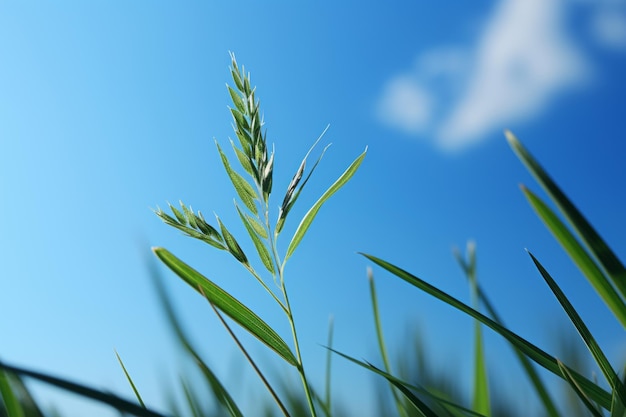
[0,368,25,417]
[0,361,167,417]
[329,349,485,417]
[115,351,145,409]
[153,247,297,367]
[522,186,626,328]
[506,131,626,300]
[361,253,613,410]
[529,252,626,406]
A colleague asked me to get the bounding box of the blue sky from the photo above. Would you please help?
[1,1,625,416]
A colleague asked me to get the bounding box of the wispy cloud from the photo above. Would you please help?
[377,0,597,152]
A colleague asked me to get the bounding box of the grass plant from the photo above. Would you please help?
[1,54,624,417]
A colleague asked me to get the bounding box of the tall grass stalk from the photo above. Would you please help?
[154,53,366,417]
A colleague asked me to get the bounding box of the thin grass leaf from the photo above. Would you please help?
[149,259,244,417]
[216,216,249,265]
[612,377,626,417]
[206,298,291,417]
[457,242,491,416]
[522,186,626,328]
[463,270,561,417]
[216,142,258,215]
[368,268,407,417]
[557,360,604,417]
[180,377,203,417]
[0,361,167,417]
[153,247,298,366]
[361,253,613,410]
[285,148,366,262]
[328,349,485,417]
[324,315,334,417]
[506,130,626,300]
[235,203,275,274]
[529,252,626,405]
[0,369,25,417]
[115,350,145,409]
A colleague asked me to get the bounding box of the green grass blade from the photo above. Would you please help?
[522,186,626,328]
[323,315,334,417]
[612,378,626,417]
[470,281,561,417]
[115,350,145,408]
[556,360,604,417]
[506,130,626,300]
[361,253,613,410]
[459,243,491,416]
[529,252,626,405]
[235,203,275,274]
[0,360,168,417]
[150,259,244,417]
[216,141,259,215]
[153,247,298,366]
[284,148,366,262]
[368,268,407,417]
[180,377,203,417]
[0,369,26,417]
[329,349,485,417]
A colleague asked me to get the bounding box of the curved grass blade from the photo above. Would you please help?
[506,130,626,300]
[115,350,145,409]
[285,148,366,262]
[369,268,407,417]
[0,369,25,417]
[150,260,243,417]
[323,315,334,417]
[361,253,613,410]
[529,252,626,405]
[522,186,626,328]
[0,360,167,417]
[235,203,274,274]
[328,349,485,417]
[557,360,604,417]
[216,142,258,215]
[153,247,298,366]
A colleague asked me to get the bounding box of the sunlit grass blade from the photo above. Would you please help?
[468,278,561,417]
[328,349,485,417]
[0,368,25,417]
[455,242,491,415]
[529,252,626,405]
[284,148,366,262]
[153,247,298,366]
[557,360,603,417]
[506,130,626,300]
[115,350,145,408]
[361,253,613,410]
[216,216,249,266]
[150,260,243,417]
[206,298,291,417]
[522,186,626,328]
[0,360,167,417]
[368,267,407,417]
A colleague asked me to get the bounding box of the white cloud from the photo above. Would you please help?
[377,0,592,152]
[377,75,432,134]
